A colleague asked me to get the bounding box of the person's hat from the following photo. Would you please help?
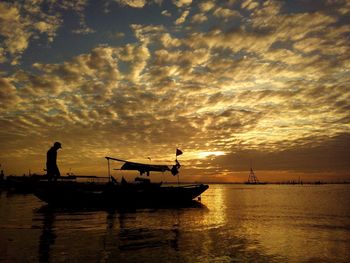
[54,142,62,148]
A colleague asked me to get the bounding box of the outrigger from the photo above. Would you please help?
[34,155,209,208]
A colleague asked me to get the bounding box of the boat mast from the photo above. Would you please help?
[247,160,259,183]
[106,157,111,182]
[176,155,179,186]
[175,148,183,185]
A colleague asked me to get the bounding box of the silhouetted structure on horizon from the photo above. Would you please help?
[245,162,266,185]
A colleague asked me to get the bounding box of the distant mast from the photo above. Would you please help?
[246,160,259,184]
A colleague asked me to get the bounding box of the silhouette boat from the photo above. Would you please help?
[244,165,267,185]
[34,156,209,208]
[4,174,108,193]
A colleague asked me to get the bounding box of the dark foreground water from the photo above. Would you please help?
[1,184,350,262]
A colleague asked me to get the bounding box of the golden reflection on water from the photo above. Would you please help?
[198,185,227,229]
[1,185,350,262]
[202,184,350,262]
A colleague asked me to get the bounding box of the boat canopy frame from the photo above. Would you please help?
[105,156,172,181]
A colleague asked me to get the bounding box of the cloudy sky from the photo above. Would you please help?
[1,0,349,182]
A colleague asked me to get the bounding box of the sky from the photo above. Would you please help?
[0,0,350,182]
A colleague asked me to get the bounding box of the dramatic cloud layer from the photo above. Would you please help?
[1,0,349,181]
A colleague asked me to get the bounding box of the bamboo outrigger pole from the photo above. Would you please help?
[106,157,111,182]
[175,148,183,185]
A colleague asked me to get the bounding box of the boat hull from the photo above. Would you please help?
[34,183,209,208]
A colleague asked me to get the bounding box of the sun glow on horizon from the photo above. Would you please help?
[198,151,226,158]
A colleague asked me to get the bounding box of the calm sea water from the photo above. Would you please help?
[0,184,350,262]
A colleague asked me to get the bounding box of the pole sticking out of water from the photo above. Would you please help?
[107,157,111,182]
[177,169,179,185]
[175,148,183,186]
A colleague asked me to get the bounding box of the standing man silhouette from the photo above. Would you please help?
[46,142,62,181]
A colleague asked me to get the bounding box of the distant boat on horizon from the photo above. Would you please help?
[244,163,267,185]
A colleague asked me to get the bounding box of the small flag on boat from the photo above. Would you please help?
[176,148,183,156]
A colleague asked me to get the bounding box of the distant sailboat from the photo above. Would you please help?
[245,162,266,185]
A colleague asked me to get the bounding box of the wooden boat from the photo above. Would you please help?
[0,174,47,192]
[244,164,267,185]
[2,174,106,193]
[34,182,208,208]
[34,156,209,208]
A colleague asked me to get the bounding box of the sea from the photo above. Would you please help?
[0,184,349,263]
